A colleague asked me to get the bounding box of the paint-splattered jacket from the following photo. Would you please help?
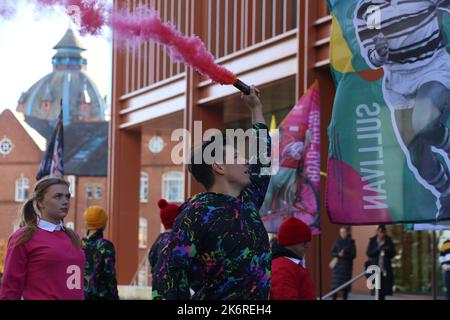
[152,123,272,300]
[82,231,119,300]
[148,231,172,271]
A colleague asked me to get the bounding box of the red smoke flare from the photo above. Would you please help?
[110,6,237,85]
[34,0,108,35]
[1,1,239,85]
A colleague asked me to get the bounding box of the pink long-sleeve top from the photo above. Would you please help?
[0,220,85,300]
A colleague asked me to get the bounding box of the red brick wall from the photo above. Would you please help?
[351,226,377,293]
[0,110,43,162]
[0,110,108,245]
[66,176,108,238]
[0,110,42,241]
[139,129,184,271]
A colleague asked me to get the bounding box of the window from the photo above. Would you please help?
[140,172,148,203]
[85,185,93,200]
[41,101,51,114]
[80,103,91,118]
[95,186,102,199]
[15,177,29,202]
[162,172,184,202]
[139,217,148,249]
[0,138,13,156]
[66,221,75,230]
[67,175,76,197]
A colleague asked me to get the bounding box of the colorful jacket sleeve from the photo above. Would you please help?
[0,231,27,300]
[240,122,272,210]
[152,205,209,300]
[100,240,119,300]
[148,234,162,271]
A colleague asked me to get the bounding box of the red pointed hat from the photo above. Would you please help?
[158,199,180,229]
[278,217,312,246]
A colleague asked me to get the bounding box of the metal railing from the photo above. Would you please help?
[130,247,152,286]
[322,266,381,300]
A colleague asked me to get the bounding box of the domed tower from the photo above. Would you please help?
[17,28,106,124]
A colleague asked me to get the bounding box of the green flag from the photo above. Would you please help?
[327,0,450,224]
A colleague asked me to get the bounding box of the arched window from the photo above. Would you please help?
[162,172,184,202]
[140,172,148,203]
[15,177,29,202]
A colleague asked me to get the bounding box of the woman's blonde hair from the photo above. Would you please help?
[15,175,80,248]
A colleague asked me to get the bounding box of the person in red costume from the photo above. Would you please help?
[270,216,316,300]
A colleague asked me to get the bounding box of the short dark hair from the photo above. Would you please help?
[188,133,228,190]
[377,225,386,232]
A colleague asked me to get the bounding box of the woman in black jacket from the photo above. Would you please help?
[330,226,356,300]
[366,225,396,300]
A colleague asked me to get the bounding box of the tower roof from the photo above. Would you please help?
[42,83,53,102]
[53,28,86,51]
[17,28,105,124]
[19,71,106,124]
[52,28,87,69]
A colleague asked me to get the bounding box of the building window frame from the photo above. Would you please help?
[85,185,94,200]
[162,171,184,202]
[15,176,30,202]
[139,217,148,249]
[94,185,102,199]
[140,172,149,203]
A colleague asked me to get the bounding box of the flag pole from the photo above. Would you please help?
[319,232,323,300]
[60,98,63,120]
[59,97,64,179]
[319,171,326,300]
[36,98,65,180]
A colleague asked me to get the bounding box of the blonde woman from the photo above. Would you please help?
[0,176,85,300]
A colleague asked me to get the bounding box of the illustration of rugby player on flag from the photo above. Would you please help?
[354,0,450,220]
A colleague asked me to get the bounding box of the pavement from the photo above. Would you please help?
[324,292,446,300]
[118,286,447,300]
